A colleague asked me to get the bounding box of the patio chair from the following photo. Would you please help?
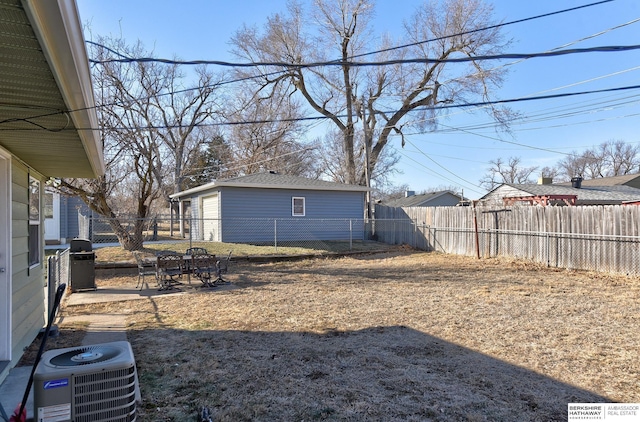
[156,250,179,256]
[186,247,208,255]
[133,251,157,290]
[156,253,184,290]
[191,253,217,288]
[214,251,232,284]
[184,247,208,273]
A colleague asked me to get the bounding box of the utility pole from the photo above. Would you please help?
[361,96,372,219]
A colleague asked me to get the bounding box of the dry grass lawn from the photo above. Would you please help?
[59,250,640,421]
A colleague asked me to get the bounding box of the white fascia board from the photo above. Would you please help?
[216,182,370,192]
[170,181,219,199]
[170,180,368,199]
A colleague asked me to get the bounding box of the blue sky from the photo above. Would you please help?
[76,0,640,198]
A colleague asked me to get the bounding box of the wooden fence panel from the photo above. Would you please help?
[374,204,640,276]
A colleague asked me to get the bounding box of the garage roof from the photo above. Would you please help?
[171,172,369,199]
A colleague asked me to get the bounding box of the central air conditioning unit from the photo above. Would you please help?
[33,340,139,422]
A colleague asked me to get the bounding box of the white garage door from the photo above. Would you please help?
[202,194,219,242]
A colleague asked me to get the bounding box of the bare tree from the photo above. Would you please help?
[230,0,511,187]
[319,128,400,185]
[224,82,319,177]
[556,152,591,182]
[539,165,561,181]
[556,140,640,181]
[599,139,640,176]
[55,36,222,250]
[480,157,538,190]
[374,183,411,202]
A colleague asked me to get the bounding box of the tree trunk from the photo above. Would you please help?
[105,218,145,251]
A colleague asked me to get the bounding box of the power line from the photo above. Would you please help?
[384,17,640,134]
[2,1,623,128]
[353,0,615,59]
[81,0,620,114]
[396,145,485,195]
[425,90,640,135]
[4,83,640,132]
[431,122,572,156]
[87,0,615,67]
[182,146,317,177]
[88,44,640,67]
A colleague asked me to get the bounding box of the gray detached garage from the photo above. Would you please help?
[170,172,370,244]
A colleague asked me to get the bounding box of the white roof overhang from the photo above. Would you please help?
[0,0,104,177]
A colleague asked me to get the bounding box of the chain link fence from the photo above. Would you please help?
[72,211,640,276]
[76,215,377,253]
[46,248,69,312]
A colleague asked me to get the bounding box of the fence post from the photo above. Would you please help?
[546,232,550,267]
[274,219,278,252]
[433,227,437,252]
[473,204,480,259]
[349,219,353,251]
[47,255,55,316]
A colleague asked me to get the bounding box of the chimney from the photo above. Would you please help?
[571,177,583,189]
[405,190,415,197]
[538,177,553,185]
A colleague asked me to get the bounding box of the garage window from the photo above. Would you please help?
[292,197,305,216]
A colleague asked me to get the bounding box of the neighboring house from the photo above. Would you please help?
[0,0,104,383]
[383,190,465,207]
[44,189,91,244]
[481,176,640,206]
[557,173,640,189]
[170,172,369,243]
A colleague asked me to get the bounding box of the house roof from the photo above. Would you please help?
[557,173,640,187]
[483,183,640,205]
[384,191,462,207]
[170,172,370,199]
[0,0,104,178]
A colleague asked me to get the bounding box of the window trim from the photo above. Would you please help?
[292,196,305,217]
[28,176,41,268]
[44,191,54,219]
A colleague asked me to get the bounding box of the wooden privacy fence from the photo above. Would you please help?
[374,204,640,276]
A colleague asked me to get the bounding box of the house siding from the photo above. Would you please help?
[218,187,365,243]
[64,195,90,241]
[482,185,532,205]
[55,195,90,242]
[220,187,364,218]
[60,195,70,241]
[11,159,45,365]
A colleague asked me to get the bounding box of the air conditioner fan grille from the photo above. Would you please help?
[49,345,122,366]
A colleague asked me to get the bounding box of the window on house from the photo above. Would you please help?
[292,197,305,216]
[44,192,54,219]
[28,176,40,267]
